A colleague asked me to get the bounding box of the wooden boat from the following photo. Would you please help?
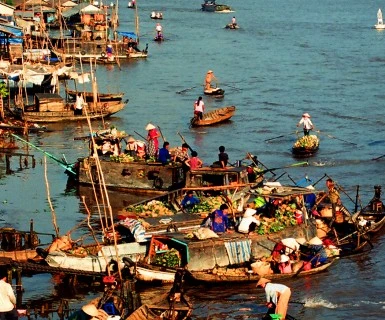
[225,24,239,29]
[39,241,148,273]
[150,12,163,20]
[203,87,225,97]
[292,135,319,157]
[154,34,164,42]
[66,89,124,103]
[374,8,385,29]
[189,260,335,283]
[0,226,47,262]
[190,106,235,127]
[136,265,176,283]
[127,269,192,320]
[128,1,136,8]
[17,93,127,123]
[201,0,232,12]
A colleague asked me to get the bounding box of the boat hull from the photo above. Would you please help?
[189,260,335,283]
[292,145,319,157]
[203,87,225,97]
[66,89,124,102]
[190,106,236,127]
[136,266,176,283]
[20,102,126,123]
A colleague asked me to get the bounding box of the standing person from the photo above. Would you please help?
[210,203,229,234]
[155,23,163,38]
[204,70,217,91]
[106,44,113,61]
[326,178,341,224]
[296,113,314,136]
[145,123,160,158]
[0,270,17,320]
[256,278,292,320]
[158,141,171,164]
[74,93,84,115]
[185,151,203,170]
[231,16,237,27]
[193,96,205,120]
[217,145,229,168]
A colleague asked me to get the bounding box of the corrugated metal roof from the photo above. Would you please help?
[62,3,104,18]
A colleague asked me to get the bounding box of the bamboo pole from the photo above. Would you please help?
[43,156,60,238]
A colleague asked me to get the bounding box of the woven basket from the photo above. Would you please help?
[250,261,271,275]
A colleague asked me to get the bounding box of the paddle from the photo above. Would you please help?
[316,130,357,146]
[293,253,320,277]
[177,131,195,153]
[257,161,309,176]
[134,130,148,141]
[221,83,242,91]
[176,86,198,94]
[157,126,166,142]
[265,132,297,143]
[372,154,385,161]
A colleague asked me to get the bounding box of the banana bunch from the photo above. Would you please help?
[110,154,135,163]
[125,200,175,218]
[190,196,226,214]
[293,135,319,148]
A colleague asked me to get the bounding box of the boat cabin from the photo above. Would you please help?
[25,93,65,112]
[185,166,250,189]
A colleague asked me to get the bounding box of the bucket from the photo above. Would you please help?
[269,314,282,320]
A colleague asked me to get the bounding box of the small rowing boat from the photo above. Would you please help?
[189,259,335,283]
[203,87,225,97]
[292,134,319,157]
[66,89,124,102]
[225,23,239,29]
[190,106,236,127]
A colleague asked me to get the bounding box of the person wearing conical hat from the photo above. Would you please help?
[145,123,160,158]
[68,303,99,320]
[237,208,260,234]
[296,112,314,136]
[278,254,292,274]
[256,278,292,320]
[204,70,217,91]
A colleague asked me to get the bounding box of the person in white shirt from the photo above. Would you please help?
[74,93,85,115]
[193,96,205,120]
[156,23,163,37]
[231,16,237,26]
[0,270,17,320]
[238,208,260,233]
[296,112,314,136]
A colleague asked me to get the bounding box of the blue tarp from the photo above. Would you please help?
[116,31,137,40]
[0,23,23,44]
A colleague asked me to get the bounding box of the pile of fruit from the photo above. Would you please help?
[257,202,298,235]
[152,248,181,268]
[124,200,175,218]
[293,135,319,149]
[208,266,249,276]
[110,154,135,163]
[190,196,226,214]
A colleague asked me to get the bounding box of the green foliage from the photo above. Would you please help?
[0,83,8,98]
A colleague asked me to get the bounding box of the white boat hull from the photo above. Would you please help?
[45,242,147,273]
[136,266,176,283]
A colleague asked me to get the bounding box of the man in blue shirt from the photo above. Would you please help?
[180,191,200,212]
[158,141,171,164]
[211,204,229,233]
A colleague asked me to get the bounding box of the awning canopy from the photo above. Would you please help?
[117,31,137,40]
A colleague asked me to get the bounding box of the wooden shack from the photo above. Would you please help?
[34,93,65,112]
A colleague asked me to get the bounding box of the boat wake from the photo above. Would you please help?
[303,298,338,309]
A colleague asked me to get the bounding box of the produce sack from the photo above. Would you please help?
[193,227,219,240]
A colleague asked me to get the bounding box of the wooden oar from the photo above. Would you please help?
[157,125,166,142]
[264,132,296,142]
[372,154,385,161]
[134,130,147,141]
[177,131,195,153]
[293,253,320,277]
[316,130,357,146]
[176,86,197,94]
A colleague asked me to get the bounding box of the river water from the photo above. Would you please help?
[1,0,385,318]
